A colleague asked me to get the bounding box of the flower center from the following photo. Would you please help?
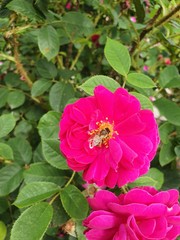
[88,118,118,149]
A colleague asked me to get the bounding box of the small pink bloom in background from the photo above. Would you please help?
[149,96,155,102]
[91,34,100,47]
[20,75,26,81]
[59,86,159,188]
[65,2,71,10]
[0,61,3,66]
[130,16,137,23]
[83,187,180,240]
[143,65,149,71]
[164,58,171,65]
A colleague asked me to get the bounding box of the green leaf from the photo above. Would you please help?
[25,106,44,122]
[0,198,9,214]
[33,0,49,17]
[154,98,180,126]
[51,198,69,226]
[159,142,176,166]
[76,220,86,240]
[159,122,175,144]
[14,120,32,137]
[0,221,7,240]
[129,168,164,190]
[0,164,23,196]
[38,111,61,140]
[130,92,153,110]
[162,169,180,190]
[60,185,89,220]
[0,87,9,108]
[7,90,25,109]
[8,137,32,165]
[4,73,21,87]
[159,65,180,88]
[36,59,57,79]
[0,18,9,28]
[42,139,69,170]
[24,162,66,186]
[14,182,60,208]
[38,25,60,61]
[62,12,94,40]
[174,145,180,157]
[31,79,52,97]
[49,82,75,112]
[33,143,45,162]
[127,73,155,88]
[133,0,145,23]
[0,142,14,160]
[0,113,16,138]
[104,38,131,77]
[7,0,40,20]
[10,202,53,240]
[166,76,180,88]
[79,75,120,95]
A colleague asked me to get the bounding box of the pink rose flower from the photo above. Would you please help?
[65,2,72,10]
[143,65,149,72]
[91,34,100,47]
[83,187,180,240]
[130,16,137,23]
[59,86,159,187]
[164,58,171,65]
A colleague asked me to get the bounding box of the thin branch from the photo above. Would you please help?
[13,35,33,88]
[154,3,180,29]
[130,4,180,54]
[64,171,76,188]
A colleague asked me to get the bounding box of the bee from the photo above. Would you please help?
[89,128,110,149]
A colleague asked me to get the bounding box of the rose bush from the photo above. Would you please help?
[59,85,159,187]
[0,1,179,239]
[83,187,180,240]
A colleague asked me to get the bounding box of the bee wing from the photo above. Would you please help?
[89,135,102,149]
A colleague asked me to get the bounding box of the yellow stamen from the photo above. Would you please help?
[88,119,117,149]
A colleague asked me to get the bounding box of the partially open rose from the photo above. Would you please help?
[83,187,180,240]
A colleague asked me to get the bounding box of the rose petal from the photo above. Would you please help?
[113,224,129,240]
[85,228,116,240]
[108,138,122,170]
[123,188,153,205]
[114,88,140,123]
[88,190,120,211]
[94,85,114,119]
[87,213,119,229]
[109,203,147,216]
[116,113,146,136]
[83,153,110,183]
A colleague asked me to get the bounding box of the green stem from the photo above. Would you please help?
[49,171,76,205]
[122,76,127,88]
[64,171,76,188]
[0,53,15,62]
[69,12,102,70]
[49,192,60,205]
[153,87,163,97]
[70,45,84,70]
